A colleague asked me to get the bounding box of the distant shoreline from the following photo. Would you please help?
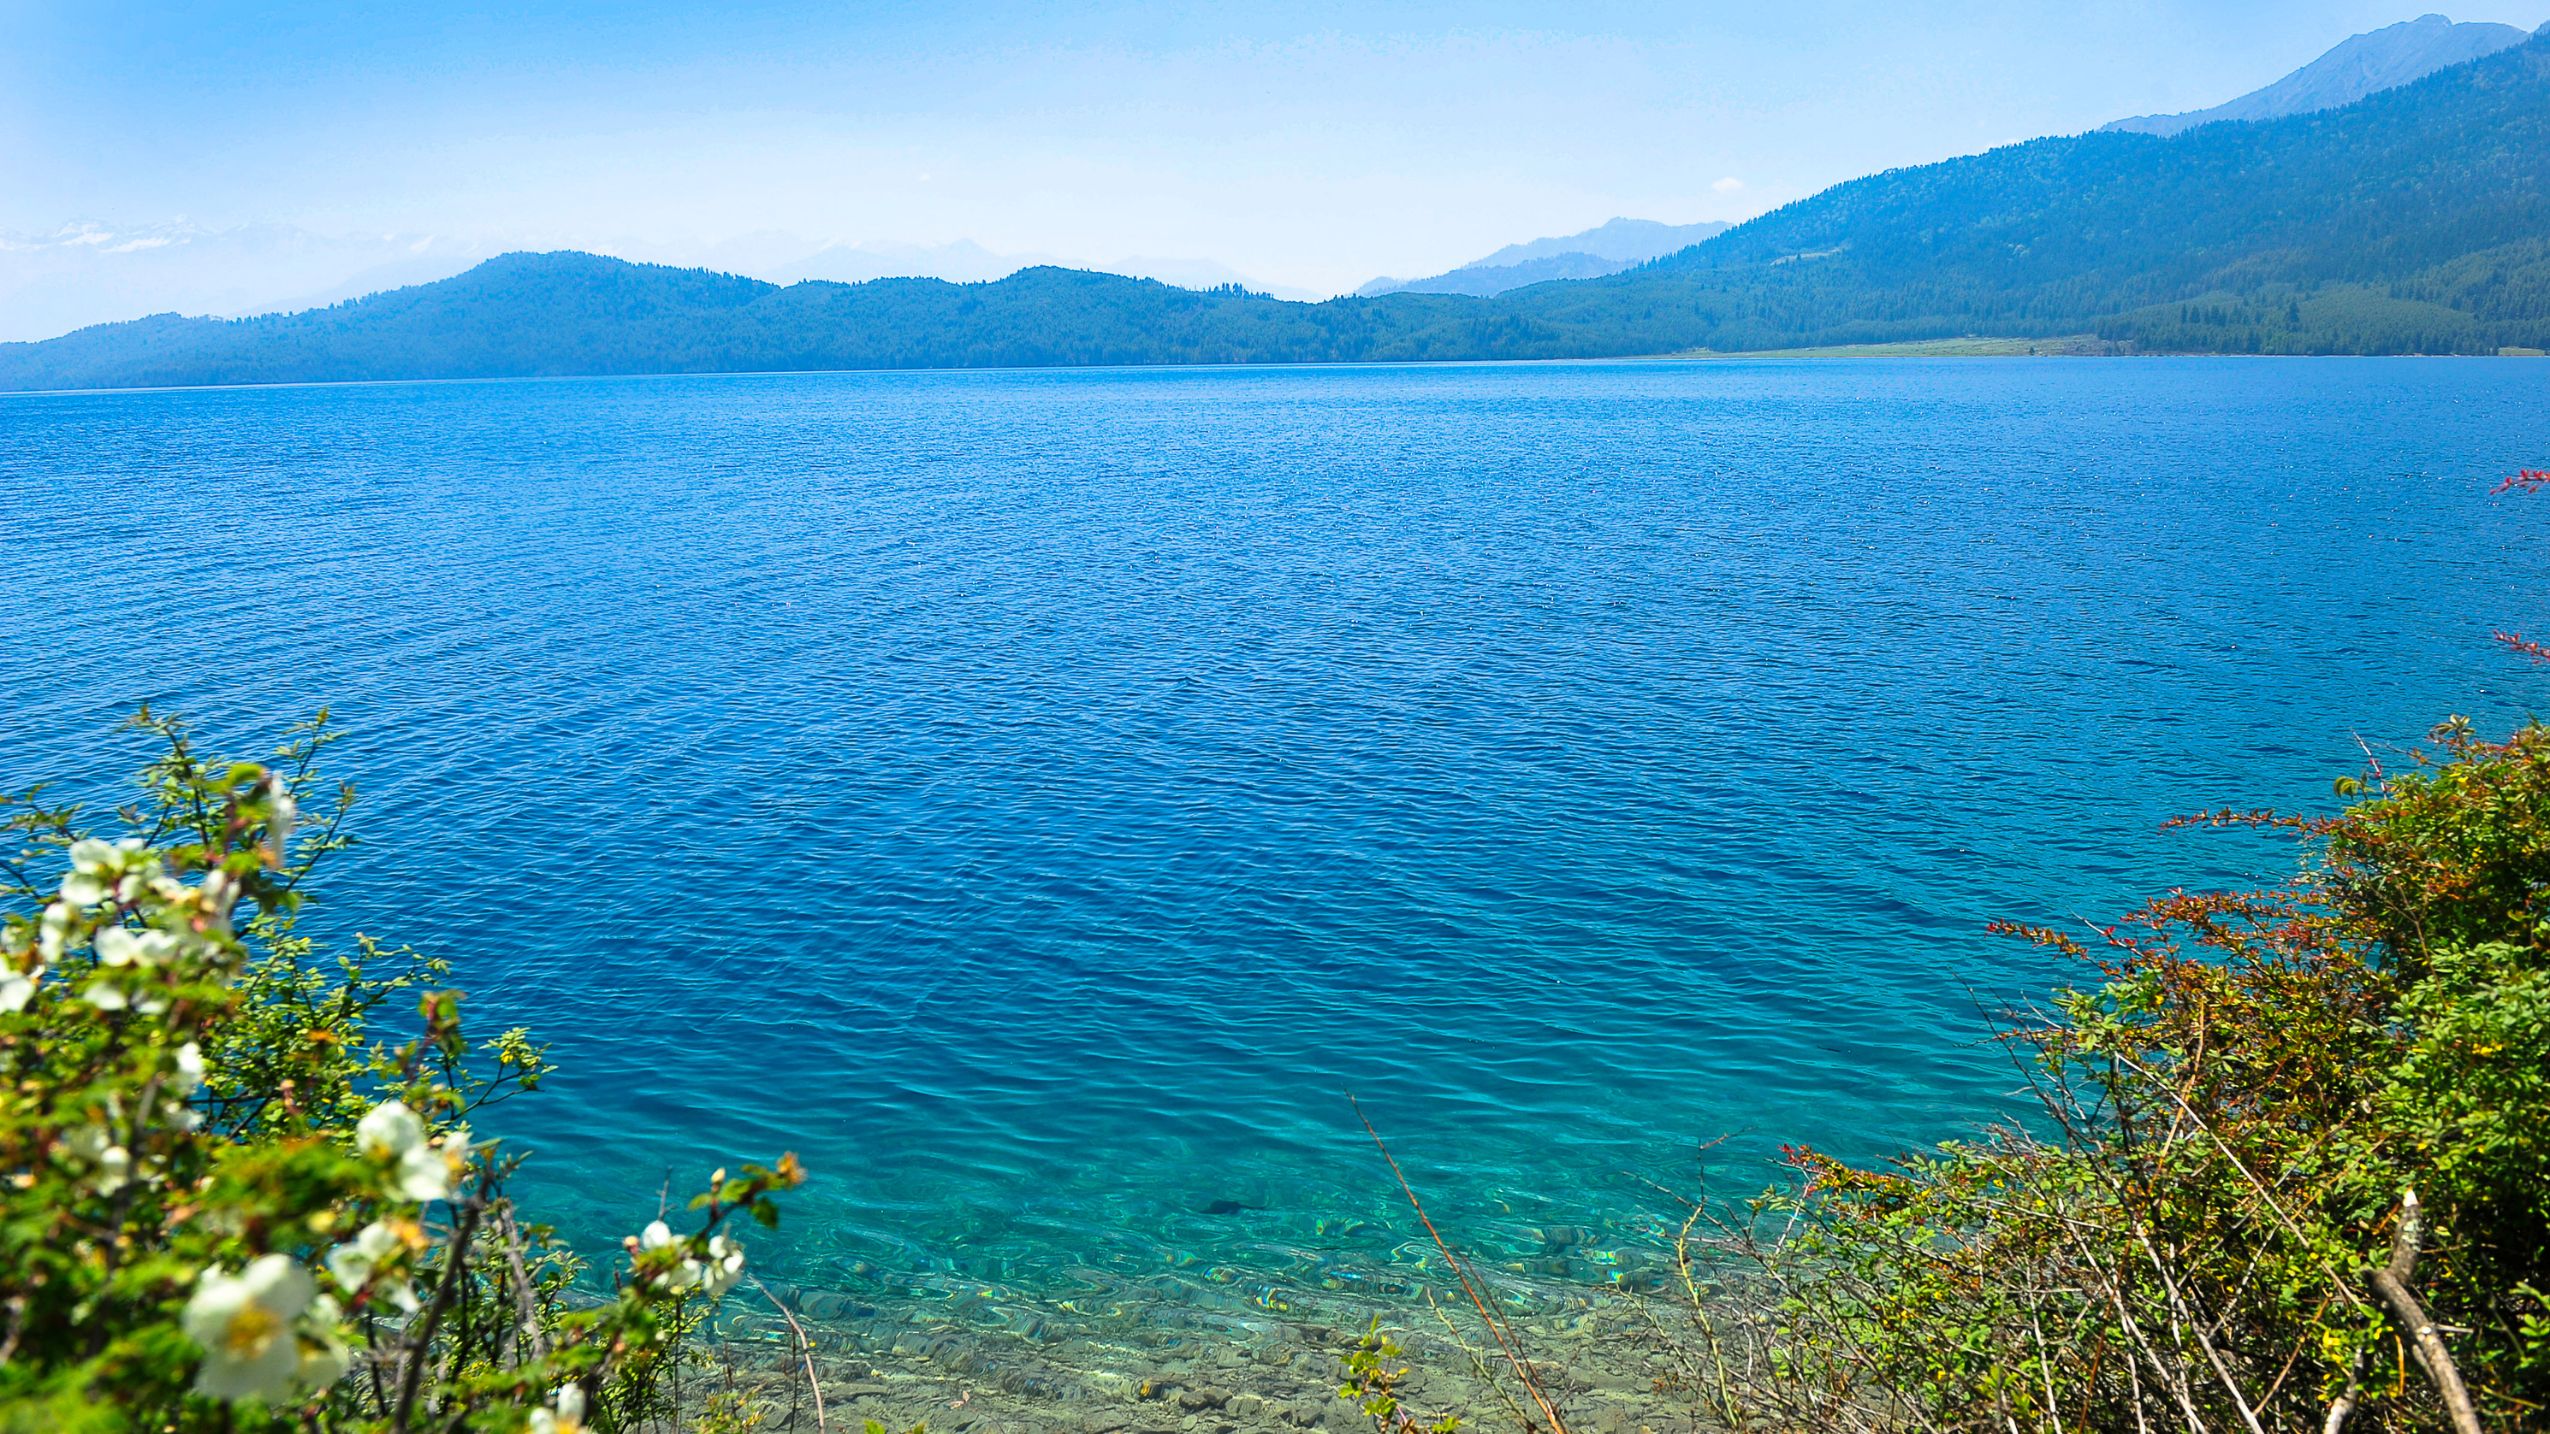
[1675,335,2549,359]
[1676,335,2128,359]
[7,345,2548,399]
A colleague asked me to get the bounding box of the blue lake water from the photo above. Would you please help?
[5,359,2548,1412]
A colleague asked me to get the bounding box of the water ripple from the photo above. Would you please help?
[4,358,2548,1370]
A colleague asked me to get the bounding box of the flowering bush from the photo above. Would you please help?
[0,711,803,1432]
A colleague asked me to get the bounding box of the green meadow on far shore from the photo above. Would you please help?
[1676,335,2126,358]
[1674,336,2550,359]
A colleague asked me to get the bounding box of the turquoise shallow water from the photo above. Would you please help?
[5,359,2549,1410]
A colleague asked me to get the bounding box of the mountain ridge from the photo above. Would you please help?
[6,29,2547,391]
[1357,218,1732,298]
[1469,217,1737,269]
[1358,251,1642,298]
[2105,12,2532,136]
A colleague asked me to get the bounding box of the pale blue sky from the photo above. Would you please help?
[3,2,2547,304]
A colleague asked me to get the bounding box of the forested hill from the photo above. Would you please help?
[1526,23,2550,356]
[4,29,2548,392]
[0,258,1439,390]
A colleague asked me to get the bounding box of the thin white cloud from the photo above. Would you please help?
[1711,176,1745,194]
[103,236,177,253]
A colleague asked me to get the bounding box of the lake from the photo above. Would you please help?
[5,358,2547,1424]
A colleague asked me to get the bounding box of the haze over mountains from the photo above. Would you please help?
[2106,12,2532,136]
[0,225,498,345]
[6,16,2549,390]
[1356,219,1735,298]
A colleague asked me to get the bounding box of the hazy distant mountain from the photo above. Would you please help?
[1103,256,1322,301]
[1471,218,1737,268]
[1363,252,1631,298]
[2105,12,2530,136]
[8,29,2549,388]
[719,237,1050,286]
[1358,217,1732,297]
[0,224,490,342]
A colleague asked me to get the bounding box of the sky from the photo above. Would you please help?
[3,1,2548,337]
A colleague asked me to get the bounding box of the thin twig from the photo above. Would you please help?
[2107,1050,2367,1313]
[391,1191,486,1434]
[751,1276,828,1434]
[496,1203,548,1363]
[2322,1350,2365,1434]
[2025,1296,2064,1433]
[2053,1215,2206,1434]
[1351,1097,1570,1434]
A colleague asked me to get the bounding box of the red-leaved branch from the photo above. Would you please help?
[2492,470,2550,660]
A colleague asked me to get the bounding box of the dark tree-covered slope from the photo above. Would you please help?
[3,31,2546,391]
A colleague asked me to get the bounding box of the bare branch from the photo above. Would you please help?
[2364,1190,2483,1434]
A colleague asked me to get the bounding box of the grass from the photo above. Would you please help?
[1674,335,2127,358]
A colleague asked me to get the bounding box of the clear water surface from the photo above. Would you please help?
[5,359,2547,1402]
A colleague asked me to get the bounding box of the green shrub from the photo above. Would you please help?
[0,711,803,1433]
[1683,720,2550,1432]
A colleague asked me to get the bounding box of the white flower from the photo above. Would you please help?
[95,926,177,968]
[637,1219,702,1292]
[94,927,135,966]
[356,1099,426,1160]
[161,1041,208,1129]
[325,1220,421,1312]
[393,1148,450,1202]
[67,837,123,872]
[431,1124,473,1180]
[267,787,299,849]
[357,1100,466,1202]
[398,1129,467,1203]
[295,1294,350,1392]
[61,837,150,906]
[86,926,180,1012]
[112,865,158,905]
[62,1122,131,1195]
[0,959,37,1013]
[700,1234,746,1299]
[182,1254,318,1402]
[81,975,167,1015]
[37,903,71,964]
[323,1220,397,1288]
[173,1041,206,1095]
[529,1383,589,1434]
[200,869,240,931]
